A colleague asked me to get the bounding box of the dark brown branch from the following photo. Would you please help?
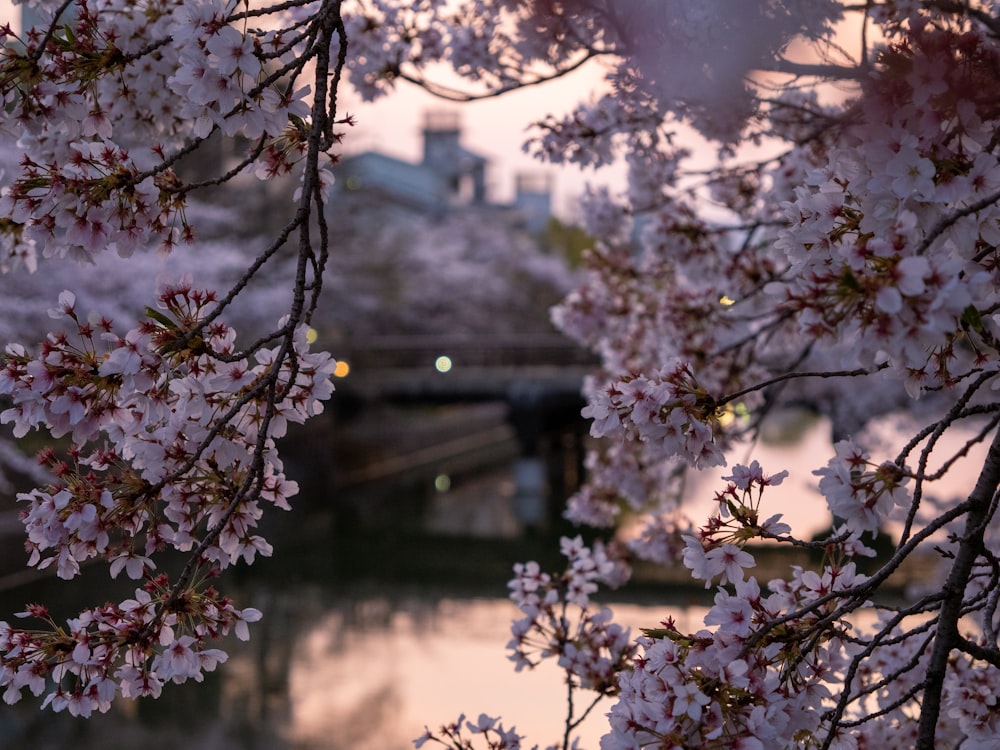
[397,49,607,102]
[897,371,997,547]
[229,0,319,23]
[744,497,970,660]
[145,0,344,639]
[26,0,76,65]
[915,411,1000,484]
[916,427,1000,748]
[756,59,865,80]
[821,608,941,747]
[917,187,1000,255]
[955,634,1000,669]
[716,363,887,407]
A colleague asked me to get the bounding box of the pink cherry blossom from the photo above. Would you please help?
[5,4,1000,750]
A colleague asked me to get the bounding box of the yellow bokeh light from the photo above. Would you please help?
[719,295,736,306]
[306,327,319,344]
[717,401,750,427]
[435,355,453,373]
[434,474,451,492]
[333,360,350,377]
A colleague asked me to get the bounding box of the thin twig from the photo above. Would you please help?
[717,363,887,407]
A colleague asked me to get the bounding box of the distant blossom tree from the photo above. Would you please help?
[316,211,574,338]
[3,2,1000,750]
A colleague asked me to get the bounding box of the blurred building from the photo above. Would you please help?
[333,111,552,232]
[512,173,554,233]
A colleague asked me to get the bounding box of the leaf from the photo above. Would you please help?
[144,307,176,329]
[839,268,861,292]
[640,627,676,639]
[961,304,983,332]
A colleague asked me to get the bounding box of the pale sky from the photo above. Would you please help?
[340,64,623,217]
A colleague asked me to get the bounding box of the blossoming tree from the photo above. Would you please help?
[3,1,1000,749]
[0,0,343,716]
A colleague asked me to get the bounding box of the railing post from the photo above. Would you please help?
[507,381,551,531]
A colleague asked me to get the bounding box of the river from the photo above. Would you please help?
[0,511,705,750]
[0,403,983,749]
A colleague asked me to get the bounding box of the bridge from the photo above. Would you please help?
[330,333,596,403]
[318,333,599,531]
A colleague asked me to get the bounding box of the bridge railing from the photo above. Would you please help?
[334,333,598,371]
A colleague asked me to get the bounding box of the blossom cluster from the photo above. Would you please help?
[597,461,967,749]
[587,460,864,749]
[603,567,1000,749]
[681,461,791,589]
[0,578,261,716]
[606,587,818,749]
[2,282,334,574]
[414,712,529,750]
[814,440,910,535]
[772,18,1000,392]
[507,536,634,693]
[0,0,340,725]
[582,361,726,471]
[0,0,327,266]
[498,460,1000,749]
[0,281,335,713]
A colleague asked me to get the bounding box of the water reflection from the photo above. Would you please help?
[0,404,981,749]
[284,597,704,750]
[0,576,694,749]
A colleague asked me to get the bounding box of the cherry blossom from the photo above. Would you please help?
[6,3,1000,750]
[392,3,1000,748]
[0,0,345,716]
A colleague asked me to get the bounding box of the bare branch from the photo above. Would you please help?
[397,49,608,102]
[717,363,888,407]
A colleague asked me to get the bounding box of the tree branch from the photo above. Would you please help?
[756,59,865,81]
[916,427,1000,748]
[955,634,1000,669]
[397,49,607,102]
[917,187,1000,255]
[716,363,888,407]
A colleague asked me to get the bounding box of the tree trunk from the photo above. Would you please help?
[916,428,1000,748]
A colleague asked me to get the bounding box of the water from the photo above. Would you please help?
[0,403,984,749]
[0,531,696,750]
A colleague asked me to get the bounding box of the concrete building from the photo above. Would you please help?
[333,111,551,231]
